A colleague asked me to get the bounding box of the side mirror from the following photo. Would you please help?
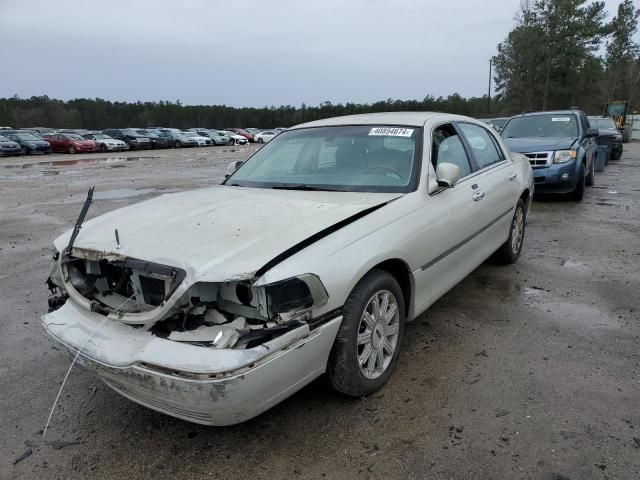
[585,128,599,138]
[226,160,244,176]
[436,162,460,188]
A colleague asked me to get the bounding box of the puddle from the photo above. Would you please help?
[2,156,160,170]
[531,300,619,329]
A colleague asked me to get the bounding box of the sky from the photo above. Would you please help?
[0,0,626,107]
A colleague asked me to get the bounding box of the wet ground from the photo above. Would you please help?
[1,144,639,479]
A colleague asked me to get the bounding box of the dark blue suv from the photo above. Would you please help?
[501,110,598,201]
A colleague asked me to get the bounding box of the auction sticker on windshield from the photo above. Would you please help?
[369,127,414,137]
[551,117,571,122]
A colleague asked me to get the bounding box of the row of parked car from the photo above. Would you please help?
[0,126,286,156]
[484,109,624,201]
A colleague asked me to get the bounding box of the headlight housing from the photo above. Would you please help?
[263,274,329,316]
[553,150,577,163]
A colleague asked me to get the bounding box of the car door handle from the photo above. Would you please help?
[472,190,485,201]
[508,172,517,181]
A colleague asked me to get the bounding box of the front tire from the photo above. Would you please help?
[174,141,181,148]
[69,145,76,154]
[327,269,405,397]
[496,199,526,264]
[585,159,595,186]
[571,163,586,201]
[99,143,107,153]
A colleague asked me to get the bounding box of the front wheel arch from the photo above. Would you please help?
[367,259,413,319]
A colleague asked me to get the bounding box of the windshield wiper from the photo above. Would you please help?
[271,185,338,191]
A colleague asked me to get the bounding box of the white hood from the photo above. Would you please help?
[54,186,400,282]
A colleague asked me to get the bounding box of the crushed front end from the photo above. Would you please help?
[42,247,342,425]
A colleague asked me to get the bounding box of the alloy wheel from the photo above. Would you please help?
[511,206,524,254]
[357,290,400,380]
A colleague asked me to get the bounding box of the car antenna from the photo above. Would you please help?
[63,186,95,258]
[115,229,121,249]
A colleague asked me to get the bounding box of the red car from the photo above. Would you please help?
[224,128,255,142]
[43,133,97,154]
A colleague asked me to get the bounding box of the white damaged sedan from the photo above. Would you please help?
[42,112,533,426]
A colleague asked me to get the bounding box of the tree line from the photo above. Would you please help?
[493,0,639,114]
[0,95,500,130]
[0,0,637,130]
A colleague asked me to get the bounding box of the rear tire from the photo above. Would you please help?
[175,141,181,148]
[327,269,405,397]
[570,163,585,201]
[611,150,622,160]
[21,146,28,155]
[496,199,526,264]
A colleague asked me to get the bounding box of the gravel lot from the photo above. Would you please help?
[1,143,639,480]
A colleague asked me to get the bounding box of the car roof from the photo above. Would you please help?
[290,111,468,129]
[510,110,580,119]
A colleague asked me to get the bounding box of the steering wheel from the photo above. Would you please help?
[366,165,401,178]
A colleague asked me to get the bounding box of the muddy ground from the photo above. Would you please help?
[1,143,639,480]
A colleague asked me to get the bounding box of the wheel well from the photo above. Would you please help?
[371,259,412,317]
[520,188,530,207]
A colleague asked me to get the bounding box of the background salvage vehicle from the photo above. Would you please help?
[102,128,152,150]
[208,129,235,145]
[42,112,533,426]
[225,128,255,142]
[4,131,52,154]
[225,130,248,145]
[157,129,198,148]
[43,133,97,154]
[0,134,22,156]
[254,129,277,143]
[588,116,623,161]
[82,132,128,152]
[501,110,597,201]
[182,131,212,146]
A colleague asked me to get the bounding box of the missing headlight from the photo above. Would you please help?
[266,278,313,314]
[264,274,329,316]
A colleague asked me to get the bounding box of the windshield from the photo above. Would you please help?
[64,134,85,141]
[0,136,9,142]
[183,132,197,137]
[502,114,578,138]
[491,118,508,128]
[15,133,40,141]
[227,125,421,193]
[122,129,141,136]
[589,118,617,130]
[92,134,110,139]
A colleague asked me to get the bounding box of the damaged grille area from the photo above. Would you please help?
[51,250,328,351]
[62,253,186,315]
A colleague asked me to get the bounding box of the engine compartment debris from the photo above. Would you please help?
[47,247,327,352]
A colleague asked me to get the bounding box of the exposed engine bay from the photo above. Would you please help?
[47,248,328,351]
